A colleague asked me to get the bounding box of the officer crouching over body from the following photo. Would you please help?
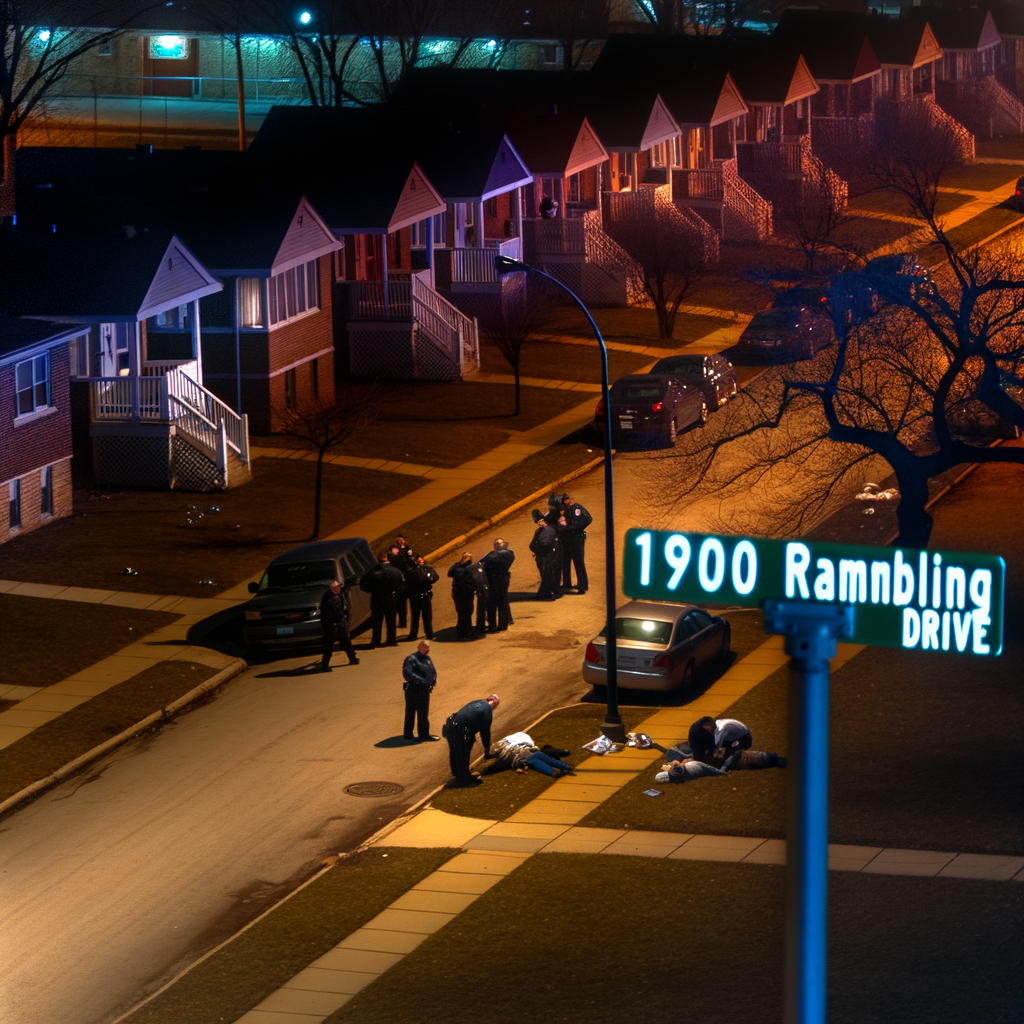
[530,509,561,600]
[550,491,592,594]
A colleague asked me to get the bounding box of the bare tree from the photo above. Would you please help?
[477,280,554,415]
[605,197,714,340]
[273,386,381,539]
[531,0,611,73]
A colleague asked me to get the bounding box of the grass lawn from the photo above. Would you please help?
[372,436,600,558]
[478,338,652,382]
[834,214,918,254]
[325,854,1024,1024]
[0,595,178,688]
[0,659,219,803]
[253,380,589,468]
[539,305,740,347]
[975,137,1024,161]
[0,460,424,598]
[942,162,1024,194]
[121,847,458,1024]
[939,205,1024,252]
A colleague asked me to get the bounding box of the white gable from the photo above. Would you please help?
[389,164,446,233]
[272,197,342,275]
[566,118,609,176]
[710,74,749,127]
[640,95,681,151]
[137,236,222,321]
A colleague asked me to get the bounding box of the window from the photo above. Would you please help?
[484,197,498,219]
[671,136,683,168]
[8,479,21,529]
[238,278,264,328]
[149,35,190,59]
[311,357,319,398]
[40,466,53,516]
[284,368,296,408]
[69,335,89,378]
[153,304,190,331]
[268,259,320,327]
[16,354,50,415]
[649,142,668,168]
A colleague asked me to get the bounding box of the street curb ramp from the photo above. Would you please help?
[0,658,248,820]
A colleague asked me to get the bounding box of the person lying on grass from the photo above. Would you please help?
[485,735,575,778]
[654,750,787,784]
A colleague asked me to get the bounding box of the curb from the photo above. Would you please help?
[0,658,247,820]
[421,454,605,565]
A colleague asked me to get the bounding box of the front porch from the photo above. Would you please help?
[671,161,773,243]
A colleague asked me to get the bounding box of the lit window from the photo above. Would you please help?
[15,354,50,416]
[40,466,53,516]
[8,479,21,530]
[238,278,264,327]
[149,35,190,60]
[268,260,320,327]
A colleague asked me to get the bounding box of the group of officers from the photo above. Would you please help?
[319,490,594,669]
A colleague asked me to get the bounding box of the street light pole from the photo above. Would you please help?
[495,255,626,742]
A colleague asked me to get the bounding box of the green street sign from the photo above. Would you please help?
[623,529,1004,656]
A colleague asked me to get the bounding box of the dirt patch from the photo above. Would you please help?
[0,595,179,688]
[120,847,458,1024]
[0,460,423,598]
[503,629,583,650]
[0,659,221,805]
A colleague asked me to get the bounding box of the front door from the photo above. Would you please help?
[143,36,198,97]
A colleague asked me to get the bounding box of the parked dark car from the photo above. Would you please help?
[241,539,376,651]
[649,353,738,411]
[773,285,831,312]
[860,252,930,309]
[731,306,834,363]
[594,373,706,446]
[582,600,731,692]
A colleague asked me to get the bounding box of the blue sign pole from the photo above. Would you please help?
[764,601,854,1024]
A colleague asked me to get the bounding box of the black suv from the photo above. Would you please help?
[649,353,738,411]
[241,539,376,651]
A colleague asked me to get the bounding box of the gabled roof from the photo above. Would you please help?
[0,228,221,324]
[661,69,748,129]
[249,107,446,233]
[592,33,817,109]
[906,8,1002,53]
[412,132,533,203]
[867,17,943,70]
[570,87,680,153]
[989,2,1024,39]
[484,106,609,177]
[0,314,88,365]
[774,10,882,84]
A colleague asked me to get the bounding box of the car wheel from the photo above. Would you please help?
[680,659,695,694]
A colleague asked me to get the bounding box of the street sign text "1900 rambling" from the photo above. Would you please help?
[623,529,1004,656]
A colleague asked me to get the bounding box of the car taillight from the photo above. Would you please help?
[595,399,604,417]
[652,401,663,413]
[652,653,672,668]
[585,642,601,664]
[244,610,260,621]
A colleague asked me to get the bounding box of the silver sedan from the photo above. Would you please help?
[582,600,731,692]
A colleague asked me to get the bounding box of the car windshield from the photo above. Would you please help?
[750,310,797,328]
[615,385,662,399]
[658,360,702,376]
[598,617,674,644]
[259,560,337,592]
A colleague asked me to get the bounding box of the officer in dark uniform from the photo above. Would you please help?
[553,490,592,593]
[447,552,477,639]
[320,579,359,671]
[442,694,501,785]
[405,553,439,641]
[388,541,415,630]
[402,641,439,741]
[530,509,561,600]
[359,553,405,647]
[480,538,515,632]
[469,558,490,636]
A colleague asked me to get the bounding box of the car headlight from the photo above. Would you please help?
[244,610,261,621]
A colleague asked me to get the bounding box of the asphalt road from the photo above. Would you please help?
[1,454,667,1024]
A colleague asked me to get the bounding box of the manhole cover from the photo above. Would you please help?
[345,781,405,798]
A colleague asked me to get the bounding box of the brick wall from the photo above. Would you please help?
[0,344,73,483]
[1,456,72,545]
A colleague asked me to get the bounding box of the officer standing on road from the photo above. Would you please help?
[481,538,515,632]
[448,552,478,639]
[402,641,439,741]
[530,510,561,600]
[469,558,490,636]
[388,542,415,631]
[552,490,592,594]
[319,579,359,672]
[360,552,405,647]
[442,694,501,786]
[405,553,439,641]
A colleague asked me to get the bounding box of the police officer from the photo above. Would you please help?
[319,578,359,671]
[469,558,490,636]
[553,490,592,593]
[388,542,415,630]
[402,641,439,741]
[448,552,477,639]
[442,694,501,786]
[360,552,405,647]
[480,538,515,632]
[530,509,561,600]
[405,553,439,641]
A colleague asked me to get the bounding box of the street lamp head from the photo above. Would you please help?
[493,255,528,276]
[298,10,313,25]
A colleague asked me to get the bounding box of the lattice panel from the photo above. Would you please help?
[412,325,461,381]
[349,324,418,379]
[537,261,584,296]
[93,436,171,489]
[171,435,224,492]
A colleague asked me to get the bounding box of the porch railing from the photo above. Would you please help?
[450,237,522,284]
[90,376,166,420]
[672,168,724,201]
[522,217,586,257]
[142,358,199,379]
[166,367,249,462]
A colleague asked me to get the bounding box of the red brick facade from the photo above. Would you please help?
[1,343,74,544]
